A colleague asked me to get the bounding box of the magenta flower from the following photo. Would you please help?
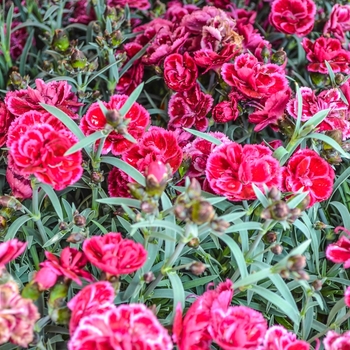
[0,239,27,270]
[323,330,350,349]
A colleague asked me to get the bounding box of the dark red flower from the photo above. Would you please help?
[165,1,199,23]
[122,126,183,175]
[80,94,150,156]
[40,247,93,285]
[283,149,335,207]
[212,98,239,123]
[83,232,147,276]
[168,84,213,131]
[116,43,144,96]
[164,53,198,92]
[69,304,173,350]
[0,101,15,147]
[107,167,131,198]
[108,0,150,10]
[249,89,291,131]
[206,142,282,201]
[302,37,350,74]
[0,239,27,270]
[221,54,288,99]
[269,0,316,36]
[8,121,83,191]
[6,160,32,199]
[323,4,350,42]
[5,79,82,118]
[67,0,96,24]
[67,281,115,334]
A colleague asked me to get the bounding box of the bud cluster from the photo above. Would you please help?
[280,254,309,280]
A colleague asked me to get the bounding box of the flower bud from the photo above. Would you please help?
[187,178,202,199]
[59,221,69,231]
[127,183,144,200]
[264,200,290,221]
[261,46,270,63]
[33,267,58,291]
[314,221,327,230]
[174,203,188,221]
[143,272,155,283]
[287,255,307,272]
[52,29,70,52]
[335,73,345,85]
[187,238,200,249]
[271,244,283,255]
[141,200,157,214]
[312,279,323,291]
[106,30,122,48]
[91,171,104,184]
[210,218,230,233]
[73,214,86,227]
[296,270,310,281]
[66,232,85,244]
[0,195,22,210]
[21,281,41,301]
[280,269,290,279]
[271,48,287,66]
[310,72,327,87]
[190,200,215,225]
[267,187,281,201]
[325,130,343,146]
[145,161,171,196]
[70,49,87,69]
[0,216,7,231]
[296,195,310,211]
[288,208,302,223]
[190,262,206,276]
[92,22,101,34]
[264,231,277,244]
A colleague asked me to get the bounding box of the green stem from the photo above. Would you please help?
[31,183,48,244]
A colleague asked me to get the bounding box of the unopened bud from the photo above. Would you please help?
[187,178,202,199]
[0,195,22,210]
[52,29,69,52]
[190,262,206,276]
[92,22,101,34]
[70,49,87,69]
[127,183,144,200]
[190,200,215,225]
[145,161,171,196]
[66,233,85,244]
[91,171,104,183]
[277,117,295,137]
[288,208,302,223]
[271,48,287,66]
[267,187,281,201]
[264,231,277,244]
[143,272,155,283]
[187,238,200,249]
[0,216,7,231]
[174,204,188,221]
[105,109,122,126]
[296,270,310,280]
[271,244,283,255]
[280,269,290,279]
[314,221,327,230]
[335,73,345,85]
[107,30,122,47]
[267,201,290,221]
[261,46,270,63]
[210,218,230,233]
[73,214,86,227]
[312,279,323,291]
[287,255,307,272]
[296,195,310,211]
[59,222,69,231]
[141,200,157,214]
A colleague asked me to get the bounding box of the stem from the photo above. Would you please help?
[307,310,350,344]
[31,183,48,244]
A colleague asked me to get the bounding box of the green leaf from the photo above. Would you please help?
[325,60,336,86]
[294,83,303,135]
[130,220,184,236]
[327,166,350,204]
[287,191,309,209]
[91,220,109,234]
[64,130,105,156]
[252,184,269,207]
[39,184,64,221]
[182,275,218,289]
[305,133,350,158]
[273,146,288,163]
[40,104,85,141]
[299,109,330,134]
[234,267,271,288]
[5,5,14,51]
[86,59,122,86]
[327,298,345,326]
[96,198,141,208]
[101,157,145,186]
[119,82,144,117]
[5,215,32,240]
[225,222,262,233]
[167,272,185,314]
[330,202,350,230]
[214,233,248,278]
[183,128,222,145]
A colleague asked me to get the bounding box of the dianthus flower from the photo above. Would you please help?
[83,232,147,277]
[324,4,350,42]
[326,227,350,268]
[0,239,27,271]
[323,330,350,349]
[206,142,282,201]
[0,101,15,147]
[108,167,131,198]
[80,94,150,156]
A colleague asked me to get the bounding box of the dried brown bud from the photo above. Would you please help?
[143,272,155,284]
[187,238,200,249]
[174,204,188,221]
[73,214,86,227]
[287,255,307,272]
[187,178,202,199]
[66,233,85,244]
[288,208,302,223]
[314,221,327,230]
[271,48,287,66]
[0,216,7,231]
[264,232,277,244]
[271,244,283,255]
[0,196,22,211]
[190,262,206,276]
[335,73,345,85]
[312,279,323,291]
[91,171,105,184]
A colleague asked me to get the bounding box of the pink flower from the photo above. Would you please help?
[258,325,310,350]
[67,0,96,24]
[222,54,288,99]
[323,330,350,350]
[209,306,267,349]
[206,142,282,201]
[345,286,350,307]
[302,37,350,74]
[0,239,27,270]
[108,167,131,198]
[324,4,350,42]
[8,122,83,191]
[168,84,213,131]
[67,281,115,334]
[326,232,350,268]
[0,101,15,147]
[286,87,350,139]
[108,0,150,10]
[8,21,31,60]
[122,126,183,176]
[165,1,199,23]
[69,304,173,350]
[164,53,198,92]
[83,232,147,276]
[80,94,150,156]
[5,79,81,118]
[283,149,335,207]
[212,97,239,123]
[33,267,59,291]
[40,247,93,285]
[249,89,291,131]
[173,279,233,350]
[116,43,144,95]
[0,281,40,347]
[6,155,32,199]
[269,0,316,36]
